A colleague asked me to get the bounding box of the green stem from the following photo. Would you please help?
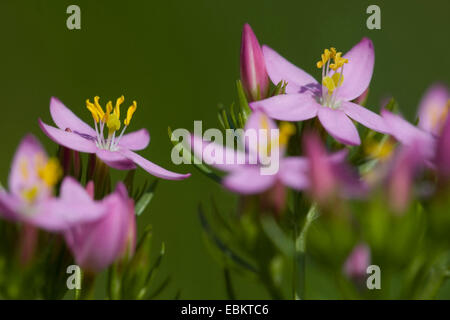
[223,267,236,300]
[77,271,96,300]
[293,204,318,300]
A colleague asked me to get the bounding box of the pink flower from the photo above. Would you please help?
[190,111,309,194]
[0,135,105,231]
[417,83,449,136]
[64,183,136,273]
[39,97,190,180]
[381,109,436,161]
[249,38,388,145]
[240,23,269,102]
[386,144,425,213]
[344,243,370,280]
[304,132,365,203]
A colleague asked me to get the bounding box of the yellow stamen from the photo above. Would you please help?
[37,158,62,187]
[94,96,106,120]
[22,186,39,203]
[107,112,121,132]
[323,76,336,93]
[330,47,337,58]
[115,95,124,119]
[86,100,100,123]
[124,101,137,126]
[365,139,395,160]
[331,72,344,87]
[279,122,296,147]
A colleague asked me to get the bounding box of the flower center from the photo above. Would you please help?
[86,96,137,151]
[20,155,62,204]
[258,116,295,155]
[316,47,348,109]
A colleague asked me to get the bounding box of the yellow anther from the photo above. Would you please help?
[330,47,337,58]
[86,100,100,123]
[279,122,296,147]
[330,52,348,70]
[323,76,336,93]
[365,139,395,161]
[22,186,39,203]
[107,112,121,132]
[104,101,113,122]
[115,95,124,118]
[93,96,105,119]
[124,101,137,126]
[317,48,332,69]
[37,158,62,187]
[331,72,344,87]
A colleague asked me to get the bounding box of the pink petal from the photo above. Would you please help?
[39,119,97,153]
[278,157,309,190]
[418,83,450,135]
[190,134,249,171]
[96,149,136,170]
[381,109,435,147]
[222,166,277,194]
[64,191,131,273]
[262,45,319,94]
[250,93,320,121]
[118,128,150,151]
[244,110,278,159]
[31,179,107,231]
[334,38,375,101]
[119,149,190,180]
[340,101,389,134]
[8,134,46,196]
[318,107,361,145]
[50,97,96,136]
[240,24,270,101]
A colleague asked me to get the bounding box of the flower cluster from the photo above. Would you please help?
[0,97,190,299]
[188,24,450,299]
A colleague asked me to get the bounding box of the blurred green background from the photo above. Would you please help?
[0,0,449,299]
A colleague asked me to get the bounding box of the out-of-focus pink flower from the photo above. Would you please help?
[381,109,436,161]
[240,23,269,102]
[250,38,388,145]
[344,243,370,279]
[190,111,309,194]
[418,83,449,136]
[386,144,426,213]
[436,114,450,180]
[64,183,136,273]
[304,132,365,203]
[0,135,106,231]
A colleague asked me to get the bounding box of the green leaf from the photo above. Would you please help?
[236,80,251,120]
[147,276,171,299]
[135,180,158,216]
[261,215,294,256]
[198,205,257,273]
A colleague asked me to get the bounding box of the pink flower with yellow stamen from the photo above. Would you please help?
[39,97,190,180]
[250,38,388,145]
